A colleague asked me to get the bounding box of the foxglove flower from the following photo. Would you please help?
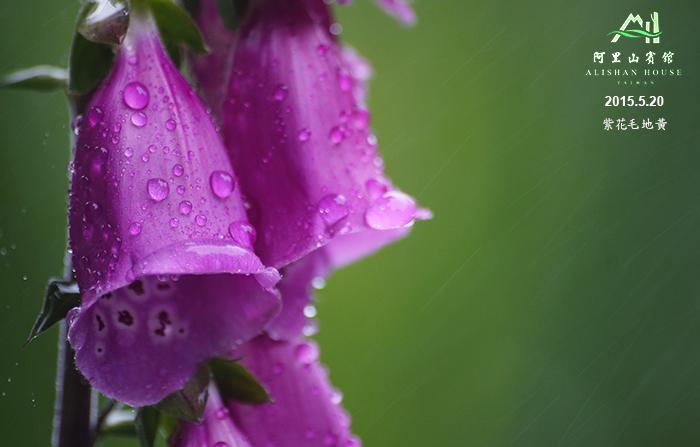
[221,0,429,270]
[336,0,416,26]
[226,335,361,447]
[169,384,252,447]
[191,0,237,119]
[370,0,417,26]
[67,13,281,407]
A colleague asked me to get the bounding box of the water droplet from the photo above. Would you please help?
[148,144,157,153]
[195,214,207,226]
[365,179,387,200]
[213,443,229,447]
[364,191,416,230]
[210,171,235,199]
[147,178,170,201]
[330,23,343,35]
[273,84,288,101]
[113,123,121,133]
[169,218,179,228]
[354,108,370,130]
[128,55,137,65]
[345,437,361,447]
[142,154,150,163]
[131,111,147,127]
[177,185,185,195]
[317,44,328,56]
[180,200,192,216]
[228,221,256,247]
[216,408,229,420]
[165,119,176,131]
[325,433,339,445]
[295,342,319,364]
[172,164,184,177]
[71,115,83,135]
[331,389,343,404]
[317,194,349,225]
[330,126,344,145]
[312,277,326,289]
[129,222,142,235]
[303,305,317,318]
[87,107,103,127]
[123,82,149,110]
[298,129,311,141]
[188,151,195,160]
[338,72,352,92]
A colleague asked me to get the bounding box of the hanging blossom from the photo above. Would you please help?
[337,0,417,26]
[220,0,430,271]
[66,11,281,407]
[170,335,359,447]
[169,384,252,447]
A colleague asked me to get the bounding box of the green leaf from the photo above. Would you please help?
[69,2,116,94]
[0,66,68,92]
[148,0,209,56]
[153,365,210,422]
[136,406,161,447]
[77,0,131,45]
[25,278,81,346]
[209,357,272,404]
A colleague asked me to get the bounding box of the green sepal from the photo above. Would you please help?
[25,278,81,346]
[158,413,179,438]
[0,66,68,92]
[77,0,131,45]
[153,364,210,423]
[147,0,209,67]
[209,357,273,404]
[69,3,117,94]
[136,406,161,447]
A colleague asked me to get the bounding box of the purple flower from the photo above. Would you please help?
[169,384,252,447]
[226,335,361,447]
[221,0,429,270]
[370,0,417,26]
[67,13,281,407]
[191,0,237,120]
[335,0,416,25]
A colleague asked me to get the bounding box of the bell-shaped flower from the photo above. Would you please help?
[226,335,361,447]
[221,0,429,270]
[169,384,252,447]
[335,0,416,26]
[190,0,236,120]
[67,12,281,407]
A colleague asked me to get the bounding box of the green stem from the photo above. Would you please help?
[52,322,96,447]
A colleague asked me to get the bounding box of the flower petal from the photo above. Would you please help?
[191,0,237,120]
[170,384,252,447]
[69,14,271,308]
[265,249,330,341]
[68,14,281,406]
[69,273,279,407]
[221,0,428,269]
[371,0,417,26]
[227,335,361,447]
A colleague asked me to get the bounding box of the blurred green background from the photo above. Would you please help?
[3,0,700,445]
